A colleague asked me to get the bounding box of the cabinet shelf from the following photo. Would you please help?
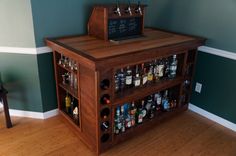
[57,64,78,75]
[112,105,187,144]
[59,110,80,130]
[59,83,78,100]
[114,76,184,105]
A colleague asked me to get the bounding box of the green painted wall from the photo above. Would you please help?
[0,0,35,47]
[30,0,148,112]
[147,0,236,123]
[0,53,43,112]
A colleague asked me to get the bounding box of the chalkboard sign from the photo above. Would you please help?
[108,17,142,40]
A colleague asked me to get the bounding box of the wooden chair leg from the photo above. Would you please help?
[2,95,12,128]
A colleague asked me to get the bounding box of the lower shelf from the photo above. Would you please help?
[112,105,188,146]
[60,110,80,130]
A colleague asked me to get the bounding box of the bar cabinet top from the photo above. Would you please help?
[46,28,205,61]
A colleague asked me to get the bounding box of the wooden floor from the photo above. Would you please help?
[0,110,236,156]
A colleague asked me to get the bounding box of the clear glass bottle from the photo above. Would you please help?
[169,55,178,79]
[134,65,141,87]
[114,73,120,92]
[164,58,170,78]
[158,59,164,79]
[120,106,125,133]
[154,92,162,111]
[130,102,137,126]
[114,107,121,134]
[118,68,125,90]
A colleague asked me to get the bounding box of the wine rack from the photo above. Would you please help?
[46,27,205,155]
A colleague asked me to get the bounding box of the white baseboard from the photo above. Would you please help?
[0,46,52,55]
[9,109,58,119]
[189,103,236,132]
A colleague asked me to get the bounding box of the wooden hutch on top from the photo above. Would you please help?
[46,3,205,155]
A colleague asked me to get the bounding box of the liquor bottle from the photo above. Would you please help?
[100,95,110,104]
[147,62,154,83]
[69,73,74,88]
[141,100,147,118]
[58,54,64,65]
[118,68,125,90]
[73,106,79,125]
[130,102,137,126]
[164,58,170,78]
[153,59,159,81]
[73,76,78,90]
[101,121,109,132]
[125,109,132,128]
[114,107,121,134]
[158,59,164,79]
[136,105,143,124]
[65,93,71,113]
[134,65,141,87]
[141,63,148,86]
[146,95,155,119]
[169,55,178,79]
[114,73,120,92]
[162,90,170,111]
[70,97,75,115]
[154,92,162,111]
[120,106,126,133]
[125,66,133,87]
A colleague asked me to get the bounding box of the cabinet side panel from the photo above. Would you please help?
[80,65,98,151]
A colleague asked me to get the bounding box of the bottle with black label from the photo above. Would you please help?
[125,66,133,87]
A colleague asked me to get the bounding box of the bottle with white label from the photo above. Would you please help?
[125,66,133,87]
[153,59,159,82]
[158,59,164,79]
[134,65,141,87]
[154,92,162,111]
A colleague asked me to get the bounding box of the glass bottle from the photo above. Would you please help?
[153,59,159,82]
[141,63,148,86]
[162,90,170,111]
[65,92,71,113]
[154,92,162,111]
[136,104,143,124]
[141,100,147,119]
[158,59,164,79]
[164,58,170,78]
[120,106,125,133]
[114,73,120,92]
[125,66,133,87]
[134,65,141,87]
[169,55,178,79]
[118,68,125,90]
[130,102,137,126]
[147,62,154,83]
[114,107,121,135]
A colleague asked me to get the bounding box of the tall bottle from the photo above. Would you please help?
[114,73,120,92]
[130,102,137,126]
[153,59,159,81]
[133,65,141,87]
[158,59,164,79]
[162,90,170,111]
[125,66,133,87]
[164,58,170,78]
[118,68,125,90]
[169,55,178,79]
[141,100,147,119]
[154,92,162,111]
[136,104,143,124]
[141,63,148,86]
[120,106,126,133]
[147,62,154,83]
[114,107,121,134]
[65,92,71,113]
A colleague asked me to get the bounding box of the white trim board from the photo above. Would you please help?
[198,46,236,60]
[9,109,58,119]
[189,103,236,132]
[0,46,52,55]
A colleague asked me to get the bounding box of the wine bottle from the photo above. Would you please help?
[100,94,111,104]
[100,79,110,90]
[101,121,109,132]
